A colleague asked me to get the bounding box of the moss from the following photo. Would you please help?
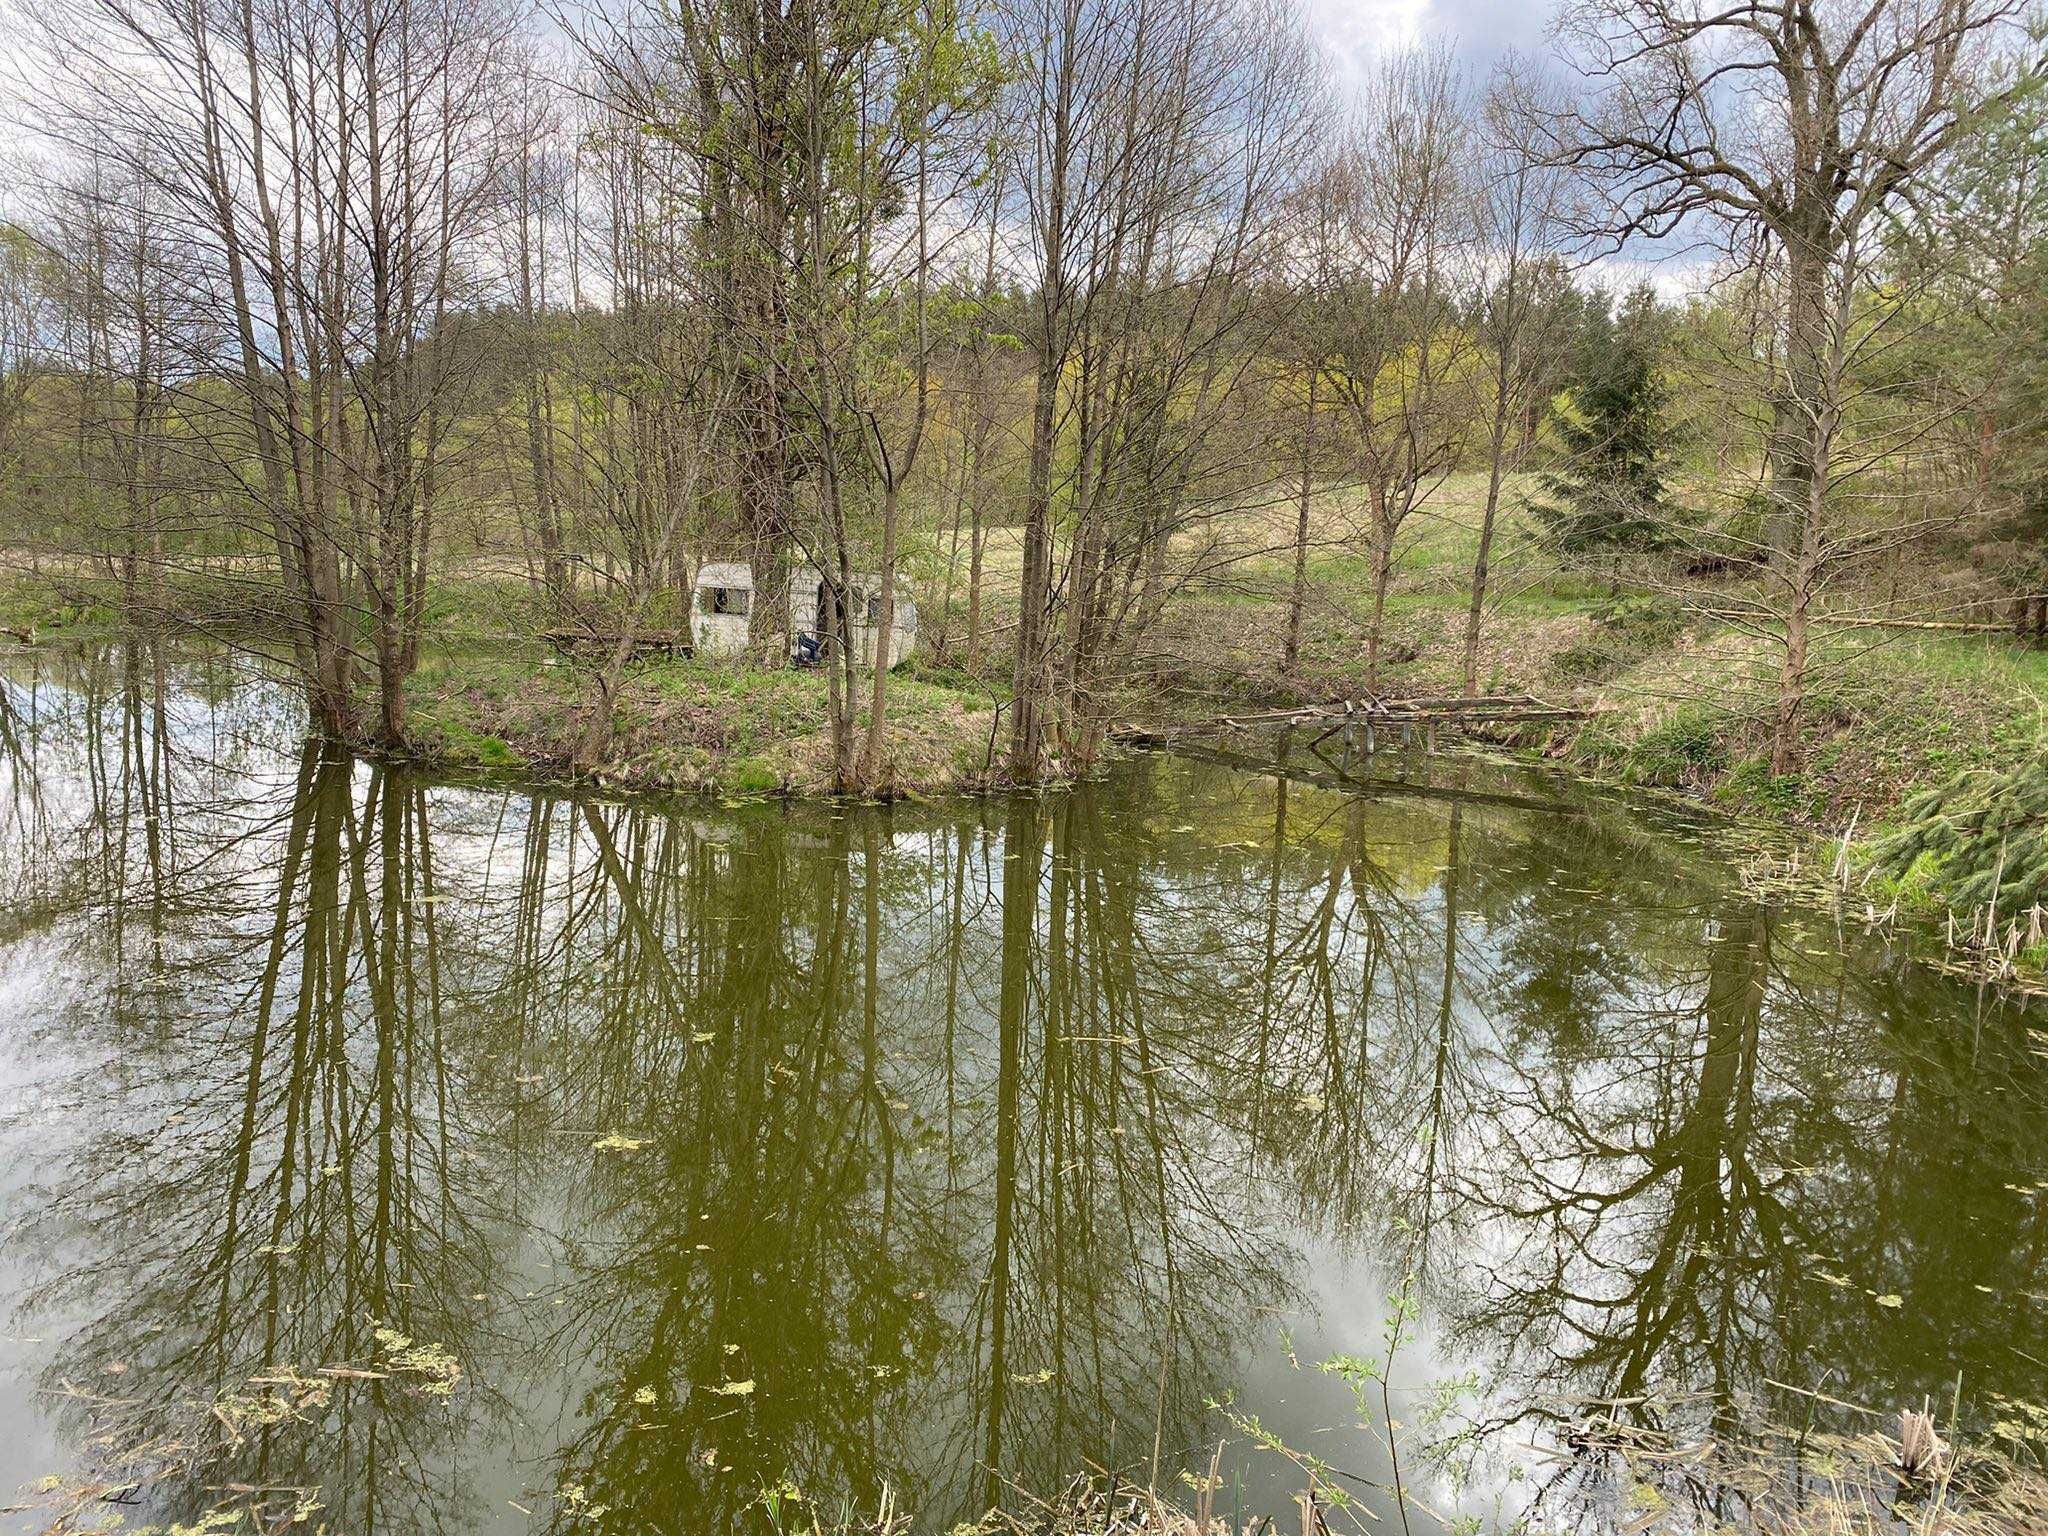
[411,713,521,769]
[459,730,519,768]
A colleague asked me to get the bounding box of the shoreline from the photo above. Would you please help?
[4,579,2044,983]
[399,643,1012,800]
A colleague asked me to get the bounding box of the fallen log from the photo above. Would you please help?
[1114,692,1598,746]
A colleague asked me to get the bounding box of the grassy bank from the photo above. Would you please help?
[1156,578,2043,813]
[0,566,1003,797]
[6,502,2047,898]
[1164,584,2048,973]
[1063,472,2048,954]
[403,647,1001,797]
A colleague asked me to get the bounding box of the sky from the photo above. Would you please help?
[1303,0,1717,297]
[1308,0,1561,77]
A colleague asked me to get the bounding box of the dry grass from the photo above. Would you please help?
[759,1404,2048,1536]
[1546,1414,2048,1536]
[15,1372,2048,1536]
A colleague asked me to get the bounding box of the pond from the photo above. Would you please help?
[1,644,2045,1534]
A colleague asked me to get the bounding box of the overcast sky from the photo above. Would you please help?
[1302,0,1714,295]
[1308,0,1562,77]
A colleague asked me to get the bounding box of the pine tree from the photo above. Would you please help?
[1532,285,1673,553]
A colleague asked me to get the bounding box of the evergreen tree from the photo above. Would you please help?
[1873,745,2048,922]
[1533,285,1673,553]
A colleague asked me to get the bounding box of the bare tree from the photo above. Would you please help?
[932,157,1013,677]
[1462,63,1579,696]
[506,79,572,609]
[27,0,524,744]
[1557,0,2034,770]
[1322,48,1479,694]
[849,10,990,788]
[1278,176,1340,686]
[1001,0,1322,776]
[0,226,55,549]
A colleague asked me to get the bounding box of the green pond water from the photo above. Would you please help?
[1,643,2045,1534]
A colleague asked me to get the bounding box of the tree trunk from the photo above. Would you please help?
[525,374,567,606]
[1009,14,1074,783]
[1465,360,1515,698]
[966,500,985,673]
[1364,485,1394,693]
[1012,338,1060,778]
[1283,371,1314,684]
[1771,578,1810,776]
[377,623,407,746]
[860,482,901,787]
[1768,228,1836,777]
[1770,473,1826,775]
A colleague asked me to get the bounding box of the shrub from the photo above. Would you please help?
[1593,594,1688,648]
[1551,643,1616,683]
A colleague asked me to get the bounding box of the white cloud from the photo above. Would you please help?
[1306,0,1431,65]
[1318,0,1431,48]
[1581,253,1716,304]
[1307,0,1561,83]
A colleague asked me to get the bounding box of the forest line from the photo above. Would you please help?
[0,0,2040,805]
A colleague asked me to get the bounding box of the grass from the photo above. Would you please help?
[405,647,1000,796]
[1566,625,2048,827]
[589,1410,2048,1535]
[0,570,119,635]
[1528,1412,2048,1536]
[1058,467,2048,844]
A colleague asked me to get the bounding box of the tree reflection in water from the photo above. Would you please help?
[0,645,2045,1534]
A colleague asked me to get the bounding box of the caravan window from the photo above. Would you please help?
[700,586,750,617]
